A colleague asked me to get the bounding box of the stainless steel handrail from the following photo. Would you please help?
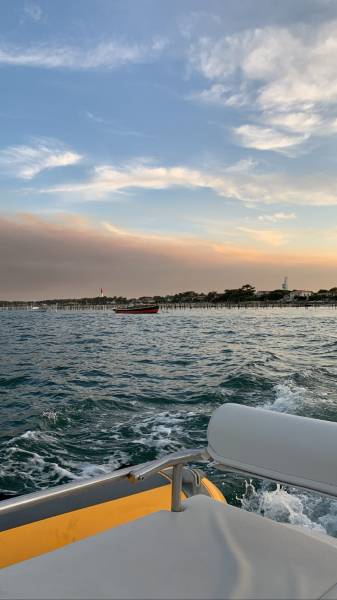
[0,465,133,514]
[0,448,209,515]
[128,448,208,481]
[128,447,209,512]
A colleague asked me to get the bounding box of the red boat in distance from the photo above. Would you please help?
[114,304,159,314]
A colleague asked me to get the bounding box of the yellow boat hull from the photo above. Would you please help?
[0,469,225,568]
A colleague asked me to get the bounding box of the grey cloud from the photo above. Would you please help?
[0,216,336,300]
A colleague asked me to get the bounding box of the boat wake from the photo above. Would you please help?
[239,480,337,537]
[233,377,337,538]
[0,428,130,499]
[262,381,307,413]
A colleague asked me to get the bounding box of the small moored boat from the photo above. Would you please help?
[114,304,159,314]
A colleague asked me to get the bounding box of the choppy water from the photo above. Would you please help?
[1,307,337,536]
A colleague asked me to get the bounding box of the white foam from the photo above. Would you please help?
[133,411,185,451]
[49,463,75,480]
[70,452,131,480]
[240,380,337,538]
[239,480,337,537]
[42,410,59,423]
[132,407,212,452]
[0,437,131,491]
[4,429,57,445]
[17,430,40,441]
[20,430,56,442]
[262,381,307,413]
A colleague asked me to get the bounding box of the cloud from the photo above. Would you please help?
[188,20,337,152]
[258,212,296,223]
[188,83,250,108]
[85,111,105,124]
[238,227,289,247]
[24,1,43,22]
[180,11,222,40]
[264,112,323,135]
[102,221,176,242]
[234,125,309,152]
[84,111,151,137]
[41,157,337,206]
[42,161,219,197]
[24,1,42,22]
[0,138,82,179]
[0,38,165,70]
[223,157,257,173]
[1,214,337,300]
[188,83,228,105]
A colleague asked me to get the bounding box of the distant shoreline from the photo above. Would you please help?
[1,301,337,310]
[2,284,336,308]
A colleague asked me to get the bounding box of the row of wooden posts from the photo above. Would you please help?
[1,302,337,311]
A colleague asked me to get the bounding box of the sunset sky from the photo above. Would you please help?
[2,0,337,299]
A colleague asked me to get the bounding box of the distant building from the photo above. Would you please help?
[326,289,337,297]
[287,290,313,300]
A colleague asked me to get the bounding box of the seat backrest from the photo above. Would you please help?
[207,403,337,497]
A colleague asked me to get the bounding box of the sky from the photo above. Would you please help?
[1,0,337,299]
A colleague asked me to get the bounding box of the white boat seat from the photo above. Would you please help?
[1,495,337,599]
[208,403,337,497]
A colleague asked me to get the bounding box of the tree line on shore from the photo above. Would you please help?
[2,284,337,307]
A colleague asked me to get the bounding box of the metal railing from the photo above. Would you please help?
[128,448,209,511]
[0,448,209,516]
[2,441,337,517]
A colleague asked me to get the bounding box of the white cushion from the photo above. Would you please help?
[1,495,337,599]
[208,403,337,497]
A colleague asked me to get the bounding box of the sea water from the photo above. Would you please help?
[1,307,337,536]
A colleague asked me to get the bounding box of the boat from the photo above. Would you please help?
[30,304,48,311]
[114,304,159,314]
[1,403,337,599]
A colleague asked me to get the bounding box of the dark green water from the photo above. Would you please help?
[1,307,337,535]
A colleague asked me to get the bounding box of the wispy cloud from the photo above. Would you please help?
[24,1,43,22]
[258,212,296,223]
[223,157,257,173]
[84,111,151,137]
[0,138,82,179]
[188,20,337,152]
[238,227,289,247]
[42,161,214,197]
[0,38,165,70]
[103,221,177,243]
[187,83,229,105]
[234,125,309,153]
[84,111,106,124]
[41,157,337,206]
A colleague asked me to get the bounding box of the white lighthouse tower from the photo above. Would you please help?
[282,277,288,291]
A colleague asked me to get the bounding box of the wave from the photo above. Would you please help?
[237,377,337,538]
[262,381,307,413]
[239,480,337,537]
[132,406,213,452]
[0,440,131,498]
